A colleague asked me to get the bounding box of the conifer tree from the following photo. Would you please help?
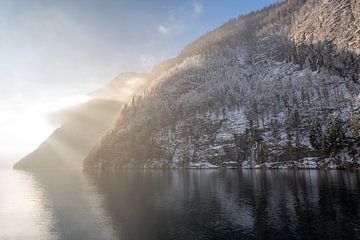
[325,113,345,156]
[309,118,323,150]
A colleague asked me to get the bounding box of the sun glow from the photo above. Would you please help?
[0,95,91,163]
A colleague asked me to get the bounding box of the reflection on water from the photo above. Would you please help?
[0,168,116,240]
[1,169,360,240]
[0,169,56,239]
[30,170,117,240]
[88,170,360,240]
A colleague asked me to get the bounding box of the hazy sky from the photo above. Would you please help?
[0,0,276,163]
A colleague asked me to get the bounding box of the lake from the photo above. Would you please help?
[0,168,359,239]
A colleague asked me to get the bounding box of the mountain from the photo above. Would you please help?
[84,0,360,170]
[14,73,147,170]
[90,72,147,100]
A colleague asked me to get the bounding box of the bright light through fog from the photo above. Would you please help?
[43,95,92,114]
[0,95,91,163]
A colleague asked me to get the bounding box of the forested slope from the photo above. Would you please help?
[85,0,360,170]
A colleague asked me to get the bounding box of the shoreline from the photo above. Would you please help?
[84,157,360,171]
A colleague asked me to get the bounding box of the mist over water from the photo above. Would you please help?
[1,168,360,239]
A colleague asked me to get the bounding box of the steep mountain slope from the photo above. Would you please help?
[14,73,147,169]
[85,0,360,170]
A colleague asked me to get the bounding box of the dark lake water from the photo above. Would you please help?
[1,169,360,240]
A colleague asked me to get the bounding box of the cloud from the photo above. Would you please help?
[193,2,203,15]
[140,54,157,69]
[157,24,171,35]
[156,1,203,37]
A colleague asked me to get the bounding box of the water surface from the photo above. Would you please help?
[1,169,359,239]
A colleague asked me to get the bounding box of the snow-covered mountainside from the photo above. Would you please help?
[84,0,360,170]
[14,73,147,169]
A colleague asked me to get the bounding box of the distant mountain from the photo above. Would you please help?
[90,72,147,100]
[84,0,360,170]
[14,73,147,169]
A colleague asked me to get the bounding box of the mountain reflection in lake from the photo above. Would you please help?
[31,170,117,240]
[87,170,360,240]
[2,169,360,240]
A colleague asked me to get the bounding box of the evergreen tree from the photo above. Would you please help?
[293,109,301,147]
[270,118,281,143]
[348,111,360,159]
[349,113,360,142]
[325,113,345,156]
[309,118,323,150]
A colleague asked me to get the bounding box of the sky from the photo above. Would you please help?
[0,0,277,164]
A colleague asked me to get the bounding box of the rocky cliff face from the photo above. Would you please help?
[289,0,360,55]
[14,73,147,169]
[84,0,360,170]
